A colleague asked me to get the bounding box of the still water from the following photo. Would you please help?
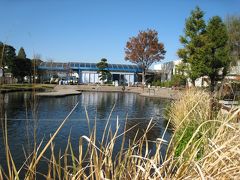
[0,91,171,174]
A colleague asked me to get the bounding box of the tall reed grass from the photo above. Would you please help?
[166,89,240,179]
[0,89,240,179]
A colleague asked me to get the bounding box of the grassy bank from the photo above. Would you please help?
[0,89,239,179]
[0,84,56,93]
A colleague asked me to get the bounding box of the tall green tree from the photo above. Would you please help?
[96,58,111,83]
[12,58,32,83]
[12,48,31,83]
[125,29,166,84]
[177,6,206,86]
[225,15,240,65]
[204,16,230,92]
[0,42,16,73]
[17,47,27,59]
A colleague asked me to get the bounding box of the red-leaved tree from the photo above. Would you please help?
[125,29,166,84]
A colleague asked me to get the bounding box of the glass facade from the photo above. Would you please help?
[38,62,142,73]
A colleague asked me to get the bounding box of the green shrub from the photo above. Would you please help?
[152,79,161,86]
[172,74,187,86]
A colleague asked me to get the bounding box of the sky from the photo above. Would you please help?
[0,0,239,65]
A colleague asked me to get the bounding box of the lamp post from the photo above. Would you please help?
[0,67,3,85]
[0,45,4,85]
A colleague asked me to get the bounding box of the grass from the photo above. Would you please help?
[0,83,56,91]
[0,88,240,179]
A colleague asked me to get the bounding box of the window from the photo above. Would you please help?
[108,64,113,68]
[57,63,63,67]
[80,63,86,67]
[74,63,79,67]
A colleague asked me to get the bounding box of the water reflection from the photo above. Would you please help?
[0,91,171,175]
[0,93,5,129]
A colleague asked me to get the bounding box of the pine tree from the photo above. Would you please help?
[204,16,230,92]
[177,6,206,86]
[0,42,16,73]
[178,7,231,92]
[17,47,27,59]
[96,58,111,83]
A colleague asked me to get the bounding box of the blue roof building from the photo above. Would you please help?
[38,61,142,84]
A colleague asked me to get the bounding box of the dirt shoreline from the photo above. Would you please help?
[36,85,180,99]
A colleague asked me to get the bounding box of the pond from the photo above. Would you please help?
[0,91,172,176]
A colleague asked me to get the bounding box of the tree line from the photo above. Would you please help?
[0,43,42,83]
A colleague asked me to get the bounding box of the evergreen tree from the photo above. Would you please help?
[96,58,111,83]
[178,7,231,92]
[12,58,32,83]
[0,42,16,73]
[17,47,27,59]
[12,47,32,82]
[177,6,206,86]
[204,16,230,92]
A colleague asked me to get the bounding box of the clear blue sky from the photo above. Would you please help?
[0,0,239,65]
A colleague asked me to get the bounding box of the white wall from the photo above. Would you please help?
[154,59,182,81]
[80,71,135,84]
[229,61,240,75]
[81,71,99,84]
[154,59,240,87]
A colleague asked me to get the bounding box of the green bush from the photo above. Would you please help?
[152,77,187,88]
[160,81,173,87]
[152,80,161,86]
[172,74,187,86]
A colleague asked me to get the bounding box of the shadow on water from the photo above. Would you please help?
[0,91,172,178]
